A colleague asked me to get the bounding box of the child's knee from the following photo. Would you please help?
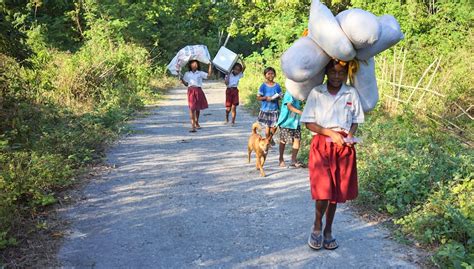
[292,139,300,149]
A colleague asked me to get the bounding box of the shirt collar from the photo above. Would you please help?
[320,84,350,97]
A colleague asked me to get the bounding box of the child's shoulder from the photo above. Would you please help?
[344,84,360,96]
[310,84,327,94]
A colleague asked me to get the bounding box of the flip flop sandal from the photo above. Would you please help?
[323,238,339,250]
[290,162,306,168]
[307,233,323,250]
[189,128,197,133]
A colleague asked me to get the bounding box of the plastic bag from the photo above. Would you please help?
[352,57,378,112]
[285,71,325,101]
[281,37,330,82]
[167,45,211,75]
[308,0,355,61]
[356,15,404,60]
[336,9,381,49]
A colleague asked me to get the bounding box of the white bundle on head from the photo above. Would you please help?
[336,9,381,49]
[356,15,404,60]
[352,58,378,112]
[307,0,356,61]
[282,0,403,112]
[285,71,325,101]
[281,37,330,82]
[167,45,211,75]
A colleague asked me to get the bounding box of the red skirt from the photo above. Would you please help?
[188,86,208,110]
[308,133,358,203]
[225,87,239,107]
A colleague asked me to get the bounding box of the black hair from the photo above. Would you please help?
[325,59,349,73]
[233,62,243,70]
[263,66,276,76]
[188,60,201,71]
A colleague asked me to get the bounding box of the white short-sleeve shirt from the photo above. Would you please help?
[226,72,244,87]
[183,70,208,87]
[300,84,365,134]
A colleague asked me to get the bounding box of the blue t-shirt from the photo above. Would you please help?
[277,92,302,129]
[258,83,282,112]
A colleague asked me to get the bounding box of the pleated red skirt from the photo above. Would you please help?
[187,86,208,110]
[308,133,358,203]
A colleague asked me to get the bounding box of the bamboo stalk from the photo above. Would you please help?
[407,58,438,103]
[383,94,408,104]
[397,49,407,101]
[454,103,474,120]
[378,80,446,97]
[416,57,442,107]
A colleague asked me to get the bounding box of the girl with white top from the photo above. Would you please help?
[224,60,246,125]
[181,60,213,132]
[301,59,364,251]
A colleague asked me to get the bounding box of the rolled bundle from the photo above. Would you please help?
[356,15,404,60]
[336,9,381,49]
[281,37,330,82]
[352,57,378,112]
[308,0,356,61]
[285,71,325,101]
[167,45,211,75]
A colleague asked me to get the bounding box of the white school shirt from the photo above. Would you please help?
[300,84,365,135]
[226,72,244,87]
[183,70,208,87]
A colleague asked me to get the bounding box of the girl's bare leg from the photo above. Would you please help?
[313,200,329,235]
[279,142,286,166]
[291,138,300,164]
[324,203,337,240]
[196,110,201,128]
[231,105,237,124]
[225,108,230,123]
[189,110,196,130]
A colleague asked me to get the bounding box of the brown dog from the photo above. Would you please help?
[247,122,274,177]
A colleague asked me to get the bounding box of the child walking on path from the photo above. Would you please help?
[300,59,364,251]
[277,91,305,168]
[180,60,213,132]
[224,60,246,125]
[256,67,282,142]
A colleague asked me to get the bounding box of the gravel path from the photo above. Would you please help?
[58,81,421,268]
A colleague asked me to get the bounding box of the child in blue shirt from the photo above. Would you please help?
[256,67,282,142]
[277,91,304,168]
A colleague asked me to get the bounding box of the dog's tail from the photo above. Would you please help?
[251,122,261,134]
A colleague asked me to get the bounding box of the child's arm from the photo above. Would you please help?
[346,123,359,146]
[224,74,230,86]
[240,58,246,72]
[305,123,345,146]
[179,74,188,87]
[287,103,303,115]
[257,95,272,101]
[257,84,271,101]
[208,63,213,77]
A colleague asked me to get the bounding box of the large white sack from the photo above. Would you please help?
[167,45,211,75]
[356,15,404,60]
[352,57,378,112]
[285,71,325,101]
[308,0,356,61]
[281,37,330,82]
[336,9,381,49]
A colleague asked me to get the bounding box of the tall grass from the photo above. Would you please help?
[0,25,176,251]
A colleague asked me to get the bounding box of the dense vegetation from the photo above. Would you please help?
[1,0,472,267]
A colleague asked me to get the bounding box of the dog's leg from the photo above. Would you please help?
[255,153,260,170]
[258,156,266,177]
[247,146,252,163]
[261,155,267,167]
